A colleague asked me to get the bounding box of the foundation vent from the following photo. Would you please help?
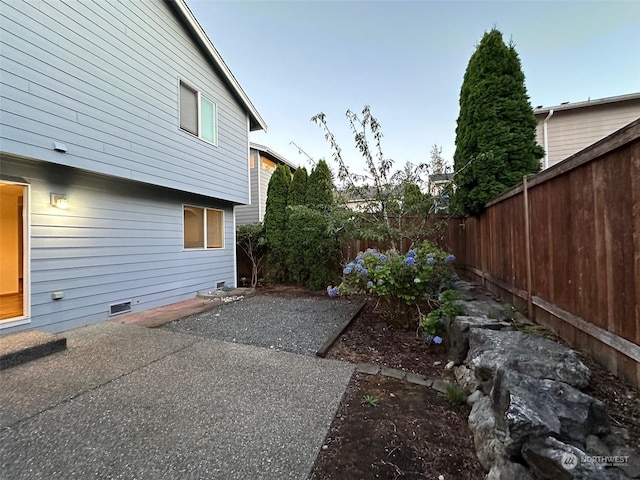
[110,301,132,316]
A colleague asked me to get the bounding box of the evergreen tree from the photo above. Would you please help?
[285,167,309,284]
[264,164,290,282]
[453,28,543,215]
[306,159,334,208]
[288,167,308,206]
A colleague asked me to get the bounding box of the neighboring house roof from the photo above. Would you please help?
[250,142,298,170]
[169,1,267,132]
[533,92,640,115]
[428,173,453,183]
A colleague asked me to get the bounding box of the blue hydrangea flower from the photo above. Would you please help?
[445,254,456,264]
[354,263,363,272]
[343,266,352,275]
[375,265,383,271]
[425,334,434,343]
[379,254,387,262]
[433,335,443,344]
[356,258,365,265]
[359,268,368,276]
[427,257,436,265]
[407,249,416,257]
[367,280,374,288]
[405,256,415,266]
[326,286,340,297]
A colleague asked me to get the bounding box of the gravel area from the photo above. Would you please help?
[163,294,364,356]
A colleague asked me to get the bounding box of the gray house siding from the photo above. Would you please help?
[235,150,261,226]
[1,156,236,335]
[0,0,250,204]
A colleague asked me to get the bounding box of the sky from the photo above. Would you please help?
[185,0,640,176]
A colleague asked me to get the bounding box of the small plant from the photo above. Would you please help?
[420,289,463,344]
[361,394,379,407]
[443,384,467,407]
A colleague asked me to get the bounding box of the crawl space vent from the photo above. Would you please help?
[110,301,132,316]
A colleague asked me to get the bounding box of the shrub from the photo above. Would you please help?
[236,223,266,288]
[332,241,456,329]
[288,205,341,290]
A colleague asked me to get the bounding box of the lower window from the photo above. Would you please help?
[183,206,224,249]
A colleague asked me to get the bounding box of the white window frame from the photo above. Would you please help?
[179,80,218,146]
[182,205,225,250]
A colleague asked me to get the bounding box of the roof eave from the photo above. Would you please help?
[250,142,298,170]
[170,0,267,132]
[534,92,640,116]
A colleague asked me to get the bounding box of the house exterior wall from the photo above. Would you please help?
[0,0,250,204]
[535,100,640,167]
[236,149,261,226]
[0,156,236,335]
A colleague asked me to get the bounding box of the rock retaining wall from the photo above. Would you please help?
[448,281,639,480]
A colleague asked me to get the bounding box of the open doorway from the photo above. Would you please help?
[0,182,27,321]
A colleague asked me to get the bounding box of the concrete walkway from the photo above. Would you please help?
[0,322,354,480]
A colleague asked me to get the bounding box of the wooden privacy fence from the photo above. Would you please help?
[444,119,640,387]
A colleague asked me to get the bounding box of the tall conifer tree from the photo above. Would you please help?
[264,164,291,281]
[453,28,543,215]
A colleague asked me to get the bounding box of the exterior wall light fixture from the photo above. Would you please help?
[50,193,69,209]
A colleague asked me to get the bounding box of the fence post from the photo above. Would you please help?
[523,175,534,321]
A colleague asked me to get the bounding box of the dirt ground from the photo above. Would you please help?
[257,285,640,478]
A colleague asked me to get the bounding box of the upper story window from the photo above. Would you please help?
[179,81,217,145]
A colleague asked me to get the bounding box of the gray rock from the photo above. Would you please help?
[446,316,511,364]
[406,372,432,387]
[468,396,507,471]
[454,364,480,393]
[605,427,630,449]
[522,436,626,480]
[492,369,609,455]
[487,458,534,480]
[611,446,640,478]
[586,434,611,457]
[453,299,512,321]
[466,389,484,407]
[380,367,405,379]
[356,363,380,375]
[452,280,477,301]
[431,379,452,394]
[467,329,591,390]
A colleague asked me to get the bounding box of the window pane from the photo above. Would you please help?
[200,96,216,143]
[180,82,198,135]
[184,206,204,248]
[206,209,223,249]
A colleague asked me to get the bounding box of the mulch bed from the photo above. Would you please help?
[309,373,483,480]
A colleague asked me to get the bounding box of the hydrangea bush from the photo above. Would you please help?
[328,241,456,329]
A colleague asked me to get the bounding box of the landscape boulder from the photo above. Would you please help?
[491,369,609,455]
[446,316,511,364]
[453,299,512,321]
[522,436,628,480]
[466,329,591,392]
[468,396,507,471]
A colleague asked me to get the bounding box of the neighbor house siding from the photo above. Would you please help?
[258,157,274,221]
[236,150,261,226]
[0,0,250,204]
[1,156,236,335]
[535,100,640,167]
